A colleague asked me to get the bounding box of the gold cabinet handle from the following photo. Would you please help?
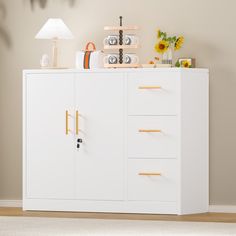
[65,110,71,135]
[138,86,161,89]
[76,110,79,135]
[139,129,161,133]
[139,172,162,176]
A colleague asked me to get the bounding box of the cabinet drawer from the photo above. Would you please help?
[127,159,177,201]
[127,72,179,115]
[127,116,178,158]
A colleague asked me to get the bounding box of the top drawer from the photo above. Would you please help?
[127,72,179,115]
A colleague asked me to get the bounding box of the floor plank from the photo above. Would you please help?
[0,208,236,223]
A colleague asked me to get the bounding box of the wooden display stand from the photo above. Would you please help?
[104,16,140,68]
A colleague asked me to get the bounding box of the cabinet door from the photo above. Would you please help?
[75,73,124,200]
[25,74,75,199]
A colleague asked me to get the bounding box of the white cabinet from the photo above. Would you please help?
[23,68,209,215]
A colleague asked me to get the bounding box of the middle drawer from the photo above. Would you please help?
[127,116,178,158]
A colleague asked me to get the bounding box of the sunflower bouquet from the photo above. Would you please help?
[155,30,184,54]
[152,30,184,65]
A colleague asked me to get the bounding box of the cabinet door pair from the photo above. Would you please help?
[25,73,124,200]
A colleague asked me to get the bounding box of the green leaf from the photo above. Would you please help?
[175,61,180,67]
[159,32,164,39]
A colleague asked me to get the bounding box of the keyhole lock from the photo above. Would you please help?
[77,138,83,149]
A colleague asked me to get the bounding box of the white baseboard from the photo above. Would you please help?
[0,201,236,213]
[208,205,236,213]
[0,200,22,207]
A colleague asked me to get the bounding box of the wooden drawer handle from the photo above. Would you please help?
[139,172,162,176]
[76,110,79,135]
[138,86,161,89]
[139,129,161,133]
[65,110,71,135]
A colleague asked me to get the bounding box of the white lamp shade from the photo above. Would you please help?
[35,18,74,39]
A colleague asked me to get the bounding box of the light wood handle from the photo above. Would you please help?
[65,110,71,135]
[139,129,161,133]
[138,86,161,89]
[76,110,79,135]
[139,172,162,176]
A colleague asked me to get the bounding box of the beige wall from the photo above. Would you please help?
[0,0,236,205]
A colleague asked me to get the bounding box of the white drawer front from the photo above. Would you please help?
[127,72,179,115]
[128,116,178,158]
[127,159,178,201]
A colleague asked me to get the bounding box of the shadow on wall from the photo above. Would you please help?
[0,1,12,49]
[30,0,47,9]
[30,0,77,9]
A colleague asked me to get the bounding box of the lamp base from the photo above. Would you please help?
[52,38,58,68]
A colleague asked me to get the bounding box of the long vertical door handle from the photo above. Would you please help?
[65,110,71,135]
[76,110,79,135]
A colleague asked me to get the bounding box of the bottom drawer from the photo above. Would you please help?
[127,159,178,201]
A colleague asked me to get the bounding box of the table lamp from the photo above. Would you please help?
[35,18,74,68]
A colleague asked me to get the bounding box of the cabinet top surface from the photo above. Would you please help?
[23,68,209,75]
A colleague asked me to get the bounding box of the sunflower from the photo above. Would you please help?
[181,60,191,68]
[155,40,169,54]
[174,36,184,50]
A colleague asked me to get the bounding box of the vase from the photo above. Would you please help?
[162,47,173,65]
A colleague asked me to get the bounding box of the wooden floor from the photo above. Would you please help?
[0,208,236,223]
